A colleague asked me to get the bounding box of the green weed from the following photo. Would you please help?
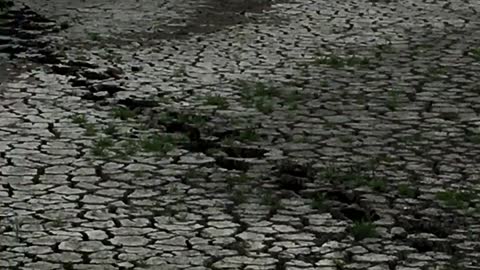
[261,190,283,211]
[351,221,377,241]
[88,32,100,41]
[436,190,477,209]
[314,53,369,68]
[469,48,480,61]
[232,188,247,204]
[367,177,387,192]
[83,123,97,136]
[255,97,274,114]
[103,123,118,135]
[91,137,114,157]
[386,90,399,111]
[398,184,417,198]
[140,134,186,154]
[72,114,87,125]
[311,192,327,210]
[466,134,480,144]
[204,95,229,109]
[237,129,260,142]
[112,106,136,120]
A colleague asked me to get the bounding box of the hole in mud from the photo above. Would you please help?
[117,98,158,110]
[81,70,111,80]
[274,160,316,192]
[215,156,250,171]
[69,78,90,87]
[278,174,306,192]
[276,160,315,179]
[51,64,81,76]
[398,216,453,238]
[222,145,267,158]
[89,83,125,96]
[339,204,379,222]
[325,190,357,204]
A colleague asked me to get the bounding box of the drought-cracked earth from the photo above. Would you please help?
[1,0,480,269]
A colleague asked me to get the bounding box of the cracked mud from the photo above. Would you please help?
[1,0,480,269]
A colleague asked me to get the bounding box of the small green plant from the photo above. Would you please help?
[315,54,345,68]
[88,32,100,41]
[255,97,274,114]
[314,53,369,68]
[237,80,305,113]
[51,219,65,228]
[112,106,136,120]
[120,140,138,155]
[311,192,327,210]
[319,165,341,181]
[386,90,399,111]
[284,91,303,110]
[9,212,20,241]
[466,134,480,144]
[103,123,118,135]
[261,190,282,210]
[346,56,370,66]
[427,66,447,78]
[377,43,393,52]
[226,173,250,189]
[469,48,480,61]
[239,81,276,101]
[92,137,114,157]
[158,112,209,128]
[436,190,477,209]
[367,177,387,192]
[253,82,276,97]
[173,65,187,77]
[72,114,87,125]
[83,123,97,136]
[226,174,249,190]
[51,128,61,139]
[237,129,260,142]
[204,95,229,109]
[231,188,247,204]
[398,184,417,198]
[339,135,353,144]
[333,259,346,270]
[351,221,377,241]
[168,184,179,194]
[95,137,114,148]
[320,164,387,191]
[184,169,206,179]
[140,134,186,154]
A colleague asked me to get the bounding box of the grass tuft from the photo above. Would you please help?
[140,134,187,154]
[351,221,377,241]
[92,137,114,157]
[112,106,136,120]
[311,192,327,210]
[204,95,229,109]
[72,114,87,125]
[398,184,417,198]
[436,190,477,209]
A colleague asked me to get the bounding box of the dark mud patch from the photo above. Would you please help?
[177,0,276,34]
[99,0,283,45]
[0,3,57,85]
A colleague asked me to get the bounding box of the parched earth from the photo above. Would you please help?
[1,0,480,269]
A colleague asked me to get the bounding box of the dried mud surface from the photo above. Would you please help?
[1,0,480,269]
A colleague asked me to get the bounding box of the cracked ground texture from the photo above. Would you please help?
[1,0,480,269]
